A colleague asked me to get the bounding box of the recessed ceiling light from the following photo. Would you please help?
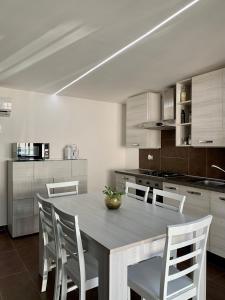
[53,0,200,96]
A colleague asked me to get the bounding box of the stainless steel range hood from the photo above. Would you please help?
[139,87,176,130]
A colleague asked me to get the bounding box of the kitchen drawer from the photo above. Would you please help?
[163,183,182,209]
[13,216,34,237]
[180,186,210,218]
[13,198,34,218]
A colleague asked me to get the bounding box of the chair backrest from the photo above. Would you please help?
[125,182,150,202]
[153,189,186,213]
[54,206,85,293]
[36,193,56,248]
[46,181,79,198]
[160,215,212,300]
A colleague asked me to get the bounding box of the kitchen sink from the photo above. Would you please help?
[196,180,225,187]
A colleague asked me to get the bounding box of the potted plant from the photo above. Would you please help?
[103,186,123,209]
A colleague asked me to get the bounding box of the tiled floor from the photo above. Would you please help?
[0,230,225,300]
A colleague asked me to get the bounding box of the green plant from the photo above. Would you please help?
[102,186,123,199]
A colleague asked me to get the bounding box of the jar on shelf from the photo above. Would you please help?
[180,86,187,102]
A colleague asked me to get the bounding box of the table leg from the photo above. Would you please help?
[98,249,128,300]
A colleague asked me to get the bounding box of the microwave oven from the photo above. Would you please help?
[12,143,49,160]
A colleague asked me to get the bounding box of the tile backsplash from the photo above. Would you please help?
[139,131,225,180]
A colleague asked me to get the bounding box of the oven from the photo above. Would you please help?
[12,143,49,160]
[136,177,163,203]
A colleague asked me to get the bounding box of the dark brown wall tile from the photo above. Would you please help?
[206,149,225,179]
[139,131,225,179]
[161,157,188,174]
[188,148,207,177]
[139,149,161,170]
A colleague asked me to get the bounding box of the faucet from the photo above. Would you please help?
[211,164,225,174]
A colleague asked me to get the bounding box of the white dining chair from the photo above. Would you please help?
[54,206,99,300]
[125,182,150,202]
[128,215,212,300]
[153,188,186,213]
[46,181,79,198]
[37,193,61,300]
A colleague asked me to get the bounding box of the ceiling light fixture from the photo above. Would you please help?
[53,0,200,95]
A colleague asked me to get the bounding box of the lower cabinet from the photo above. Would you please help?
[8,160,88,237]
[181,186,210,219]
[210,192,225,258]
[163,182,225,258]
[115,173,136,193]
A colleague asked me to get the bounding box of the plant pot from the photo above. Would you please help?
[105,196,122,209]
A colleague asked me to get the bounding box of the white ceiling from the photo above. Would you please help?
[0,0,225,102]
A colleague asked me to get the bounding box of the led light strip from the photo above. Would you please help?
[53,0,200,95]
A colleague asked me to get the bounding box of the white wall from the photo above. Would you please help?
[0,87,126,226]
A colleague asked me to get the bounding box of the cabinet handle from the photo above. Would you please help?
[219,197,225,201]
[187,190,202,196]
[165,186,177,190]
[199,140,213,144]
[130,143,140,146]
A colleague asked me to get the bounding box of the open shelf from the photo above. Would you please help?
[176,78,192,146]
[177,122,192,126]
[177,100,192,105]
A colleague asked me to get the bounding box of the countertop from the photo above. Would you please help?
[115,169,225,193]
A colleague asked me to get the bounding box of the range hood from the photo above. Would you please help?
[140,119,175,130]
[139,87,176,130]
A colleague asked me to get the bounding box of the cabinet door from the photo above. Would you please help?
[13,216,34,237]
[181,186,210,218]
[126,93,161,148]
[115,173,135,193]
[192,69,225,147]
[34,161,71,179]
[13,198,34,218]
[163,183,182,208]
[13,162,33,199]
[71,160,88,177]
[210,192,225,258]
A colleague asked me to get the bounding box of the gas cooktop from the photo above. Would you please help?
[140,170,182,178]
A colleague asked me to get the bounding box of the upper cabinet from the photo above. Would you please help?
[192,68,225,147]
[126,92,161,148]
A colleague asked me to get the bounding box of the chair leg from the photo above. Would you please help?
[41,248,49,292]
[127,287,131,300]
[60,265,67,300]
[53,258,61,300]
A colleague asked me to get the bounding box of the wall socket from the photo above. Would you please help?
[148,154,153,160]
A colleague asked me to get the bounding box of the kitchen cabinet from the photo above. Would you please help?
[210,191,225,258]
[8,160,88,237]
[162,183,182,209]
[115,173,136,193]
[126,92,161,148]
[192,68,225,147]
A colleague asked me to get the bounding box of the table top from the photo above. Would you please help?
[50,192,193,252]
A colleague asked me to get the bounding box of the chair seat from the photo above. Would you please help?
[128,256,193,300]
[65,252,99,290]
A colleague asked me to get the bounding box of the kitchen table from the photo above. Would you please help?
[39,192,206,300]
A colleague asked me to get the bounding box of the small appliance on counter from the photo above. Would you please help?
[64,144,79,160]
[12,142,49,160]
